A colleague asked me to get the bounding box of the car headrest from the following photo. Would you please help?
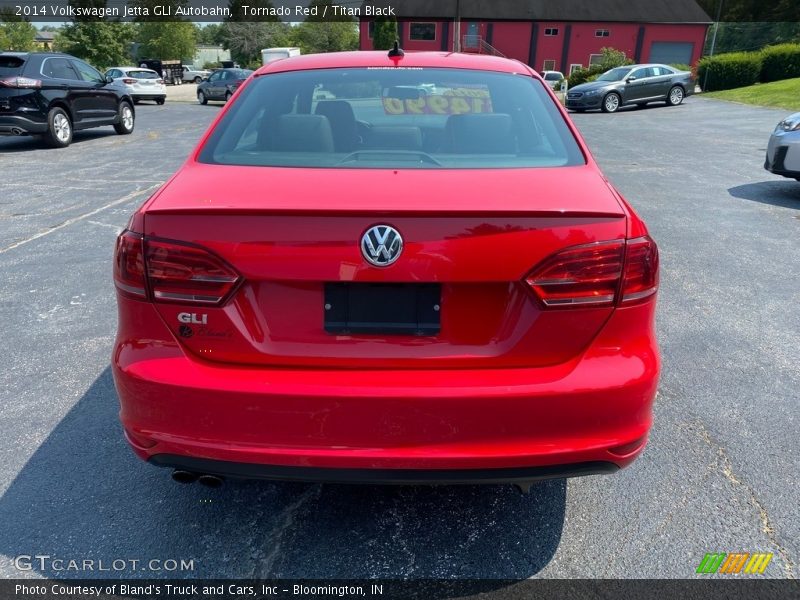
[445,113,515,154]
[273,114,335,153]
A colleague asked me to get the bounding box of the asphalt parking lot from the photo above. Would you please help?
[0,97,797,580]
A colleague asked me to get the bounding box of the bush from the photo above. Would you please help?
[697,52,762,91]
[568,64,605,87]
[567,47,633,88]
[760,43,800,83]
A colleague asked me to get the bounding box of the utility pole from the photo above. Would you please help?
[454,0,461,52]
[703,0,724,91]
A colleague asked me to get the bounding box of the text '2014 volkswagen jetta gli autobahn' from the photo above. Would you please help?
[112,50,660,489]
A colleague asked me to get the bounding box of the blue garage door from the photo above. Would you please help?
[649,42,694,65]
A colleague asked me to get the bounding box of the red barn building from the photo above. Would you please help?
[359,0,711,73]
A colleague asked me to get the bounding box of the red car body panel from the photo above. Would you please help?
[112,51,660,484]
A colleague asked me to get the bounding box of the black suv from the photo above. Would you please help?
[0,52,135,148]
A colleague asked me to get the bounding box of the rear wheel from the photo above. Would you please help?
[114,101,134,135]
[45,107,72,148]
[156,97,166,105]
[602,92,621,113]
[194,76,202,84]
[667,86,685,106]
[198,90,207,105]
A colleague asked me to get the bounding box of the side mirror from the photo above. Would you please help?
[105,75,115,84]
[626,76,637,83]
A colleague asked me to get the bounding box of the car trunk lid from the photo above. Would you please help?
[142,164,627,369]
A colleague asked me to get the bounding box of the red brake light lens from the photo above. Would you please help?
[122,78,137,84]
[0,76,42,89]
[621,236,659,304]
[113,231,147,299]
[144,239,241,305]
[526,241,624,308]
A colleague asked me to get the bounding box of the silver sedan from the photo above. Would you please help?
[765,112,800,180]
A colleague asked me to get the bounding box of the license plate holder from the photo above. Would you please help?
[324,283,440,336]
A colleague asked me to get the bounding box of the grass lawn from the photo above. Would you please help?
[703,77,800,112]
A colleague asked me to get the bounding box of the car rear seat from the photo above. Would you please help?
[445,113,515,153]
[271,114,335,153]
[365,126,423,151]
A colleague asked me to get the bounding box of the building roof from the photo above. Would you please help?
[362,0,711,23]
[35,31,56,42]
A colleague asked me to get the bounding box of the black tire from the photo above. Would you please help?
[667,85,685,106]
[194,76,202,84]
[113,101,134,135]
[198,90,207,105]
[156,97,166,105]
[601,92,621,113]
[45,107,72,148]
[225,91,232,102]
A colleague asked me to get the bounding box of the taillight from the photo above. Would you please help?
[113,231,147,299]
[145,238,241,305]
[526,236,659,308]
[156,79,164,84]
[526,241,624,308]
[122,78,137,84]
[620,236,659,304]
[113,232,242,306]
[0,76,42,89]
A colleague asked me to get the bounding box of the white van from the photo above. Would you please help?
[261,47,301,66]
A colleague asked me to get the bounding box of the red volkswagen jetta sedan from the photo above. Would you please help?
[112,51,659,488]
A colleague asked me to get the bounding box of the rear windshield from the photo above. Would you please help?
[198,67,584,170]
[127,70,159,79]
[0,55,25,76]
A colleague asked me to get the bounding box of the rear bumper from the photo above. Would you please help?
[149,455,618,484]
[0,114,48,135]
[113,298,659,478]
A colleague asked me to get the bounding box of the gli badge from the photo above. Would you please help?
[178,312,208,325]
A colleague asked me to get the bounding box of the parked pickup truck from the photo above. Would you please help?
[182,65,211,84]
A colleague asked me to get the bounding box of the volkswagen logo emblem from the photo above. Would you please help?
[361,225,403,267]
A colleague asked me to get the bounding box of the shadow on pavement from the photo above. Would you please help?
[0,368,566,581]
[729,180,800,210]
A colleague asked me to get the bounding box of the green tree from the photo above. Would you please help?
[290,21,358,54]
[55,22,134,68]
[137,22,197,60]
[0,19,37,52]
[220,21,290,66]
[371,17,397,50]
[197,23,224,46]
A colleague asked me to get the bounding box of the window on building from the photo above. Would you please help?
[409,22,436,41]
[595,29,610,37]
[570,64,583,74]
[544,28,559,36]
[542,59,556,71]
[589,54,603,66]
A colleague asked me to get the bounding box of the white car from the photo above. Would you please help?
[105,67,166,105]
[765,112,800,181]
[541,70,565,90]
[182,65,210,84]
